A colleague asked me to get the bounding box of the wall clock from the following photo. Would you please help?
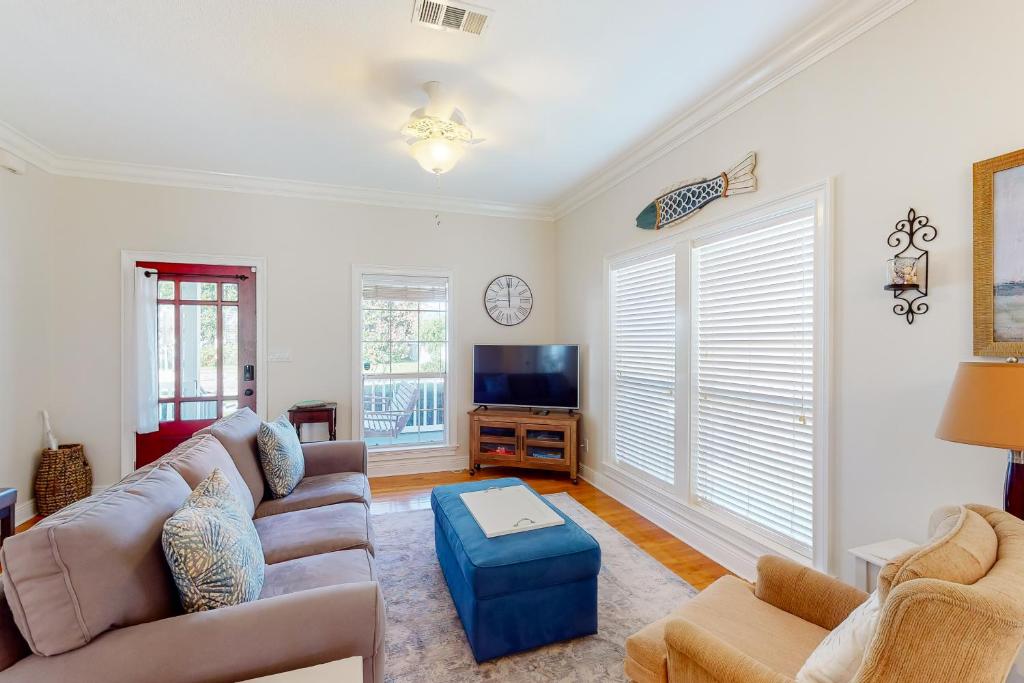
[484,275,533,326]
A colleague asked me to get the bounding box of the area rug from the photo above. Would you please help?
[374,492,696,682]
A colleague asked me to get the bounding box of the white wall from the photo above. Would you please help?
[554,0,1020,580]
[0,163,55,523]
[46,176,557,487]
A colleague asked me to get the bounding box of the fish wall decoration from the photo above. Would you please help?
[636,152,757,230]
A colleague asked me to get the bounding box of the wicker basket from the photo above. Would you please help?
[35,443,93,516]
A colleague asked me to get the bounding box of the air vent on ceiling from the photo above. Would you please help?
[412,0,492,36]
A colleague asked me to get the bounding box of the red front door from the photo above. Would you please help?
[135,262,257,468]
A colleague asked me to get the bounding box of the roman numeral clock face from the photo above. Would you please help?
[484,275,533,326]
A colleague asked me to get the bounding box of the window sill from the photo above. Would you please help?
[601,461,818,575]
[368,443,461,458]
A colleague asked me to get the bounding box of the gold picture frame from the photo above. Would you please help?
[974,147,1024,356]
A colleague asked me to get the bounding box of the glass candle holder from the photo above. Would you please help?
[885,257,920,289]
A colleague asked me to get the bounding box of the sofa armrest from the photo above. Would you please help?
[0,583,384,683]
[754,555,867,631]
[301,440,368,476]
[664,618,794,683]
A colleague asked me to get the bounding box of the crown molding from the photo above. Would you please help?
[551,0,916,220]
[0,0,911,225]
[0,120,554,222]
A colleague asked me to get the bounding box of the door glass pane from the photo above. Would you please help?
[159,403,174,422]
[180,282,218,301]
[222,283,239,302]
[181,401,217,420]
[158,281,174,300]
[222,306,238,396]
[157,304,176,398]
[180,305,218,397]
[222,400,238,416]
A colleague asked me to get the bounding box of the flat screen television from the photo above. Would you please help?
[473,344,580,409]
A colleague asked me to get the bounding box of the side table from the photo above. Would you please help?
[287,402,337,443]
[848,538,918,592]
[0,488,18,547]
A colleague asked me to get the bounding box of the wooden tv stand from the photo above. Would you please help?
[468,408,581,484]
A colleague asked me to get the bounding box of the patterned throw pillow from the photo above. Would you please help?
[162,468,264,613]
[257,415,305,498]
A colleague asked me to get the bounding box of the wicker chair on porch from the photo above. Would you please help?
[363,381,420,439]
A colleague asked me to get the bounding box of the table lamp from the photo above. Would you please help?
[936,360,1024,518]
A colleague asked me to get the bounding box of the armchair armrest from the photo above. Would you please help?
[301,440,368,476]
[0,582,384,683]
[754,555,867,631]
[664,618,793,683]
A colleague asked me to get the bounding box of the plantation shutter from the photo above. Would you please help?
[610,252,676,484]
[691,208,816,556]
[362,274,448,304]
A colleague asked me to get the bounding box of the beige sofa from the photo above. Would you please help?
[0,408,384,683]
[625,504,1024,683]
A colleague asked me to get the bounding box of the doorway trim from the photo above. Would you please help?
[120,250,268,478]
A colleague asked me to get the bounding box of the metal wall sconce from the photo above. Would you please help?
[884,208,937,324]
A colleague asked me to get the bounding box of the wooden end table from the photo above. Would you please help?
[287,402,337,442]
[0,487,17,547]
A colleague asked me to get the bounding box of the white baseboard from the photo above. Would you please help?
[579,463,758,581]
[14,499,35,527]
[13,484,112,527]
[368,452,468,478]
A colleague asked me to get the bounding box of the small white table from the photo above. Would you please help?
[848,538,918,592]
[240,657,362,682]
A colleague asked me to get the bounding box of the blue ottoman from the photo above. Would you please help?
[430,477,601,662]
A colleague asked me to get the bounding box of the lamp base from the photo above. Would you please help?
[1006,450,1024,519]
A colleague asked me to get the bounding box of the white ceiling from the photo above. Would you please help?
[0,0,842,211]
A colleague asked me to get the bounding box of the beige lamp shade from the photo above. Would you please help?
[936,362,1024,450]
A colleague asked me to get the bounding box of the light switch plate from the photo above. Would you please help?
[268,350,292,362]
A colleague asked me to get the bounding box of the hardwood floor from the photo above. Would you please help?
[370,467,730,590]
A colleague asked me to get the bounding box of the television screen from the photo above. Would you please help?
[473,344,580,409]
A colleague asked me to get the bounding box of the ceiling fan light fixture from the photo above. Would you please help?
[410,137,465,175]
[402,81,478,175]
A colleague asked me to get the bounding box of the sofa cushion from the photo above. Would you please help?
[0,465,191,656]
[254,503,374,565]
[165,435,255,517]
[625,576,828,683]
[260,549,375,600]
[253,472,370,518]
[257,416,305,498]
[877,506,997,601]
[162,469,265,613]
[206,408,266,509]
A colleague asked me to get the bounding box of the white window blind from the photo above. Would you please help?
[691,209,816,556]
[610,252,676,484]
[361,273,448,303]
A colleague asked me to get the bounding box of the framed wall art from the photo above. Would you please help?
[974,147,1024,356]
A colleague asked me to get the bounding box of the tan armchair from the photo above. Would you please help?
[626,505,1024,683]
